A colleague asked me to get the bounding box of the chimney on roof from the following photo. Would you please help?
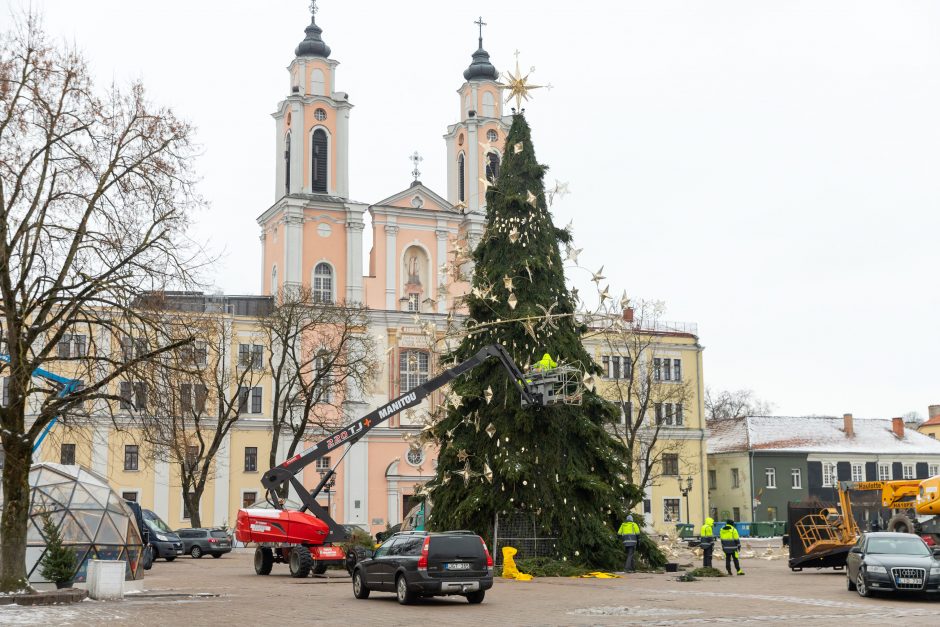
[930,405,940,420]
[892,416,905,439]
[843,413,854,438]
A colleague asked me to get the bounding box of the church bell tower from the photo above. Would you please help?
[259,4,365,301]
[444,19,511,214]
[274,4,351,200]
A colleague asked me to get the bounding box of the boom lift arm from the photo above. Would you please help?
[0,354,82,452]
[259,343,549,541]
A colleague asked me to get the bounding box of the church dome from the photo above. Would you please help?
[463,38,498,81]
[295,15,332,59]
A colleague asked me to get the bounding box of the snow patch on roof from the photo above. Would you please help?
[707,416,940,455]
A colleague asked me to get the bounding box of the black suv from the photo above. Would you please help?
[351,531,493,605]
[175,528,233,559]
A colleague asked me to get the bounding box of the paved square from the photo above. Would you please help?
[1,551,937,625]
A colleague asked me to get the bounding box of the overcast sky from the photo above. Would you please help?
[14,0,940,419]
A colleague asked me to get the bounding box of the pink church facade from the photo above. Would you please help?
[256,12,509,533]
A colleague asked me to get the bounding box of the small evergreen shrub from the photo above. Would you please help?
[39,513,77,584]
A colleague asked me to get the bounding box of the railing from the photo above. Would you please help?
[794,512,851,554]
[579,313,698,336]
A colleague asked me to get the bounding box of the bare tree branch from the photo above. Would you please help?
[261,287,378,486]
[0,14,207,590]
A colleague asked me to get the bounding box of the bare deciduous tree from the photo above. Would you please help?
[0,16,203,590]
[589,300,696,512]
[261,287,378,491]
[137,308,262,529]
[705,387,774,422]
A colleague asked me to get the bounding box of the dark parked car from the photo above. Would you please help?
[176,528,233,559]
[351,531,493,605]
[142,509,183,561]
[123,499,153,570]
[846,532,940,597]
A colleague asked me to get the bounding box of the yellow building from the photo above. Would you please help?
[34,296,287,531]
[582,310,707,535]
[917,406,940,439]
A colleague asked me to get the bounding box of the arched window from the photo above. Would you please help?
[457,153,465,202]
[310,69,325,96]
[311,129,328,193]
[482,92,495,118]
[284,132,291,195]
[313,262,333,303]
[485,151,500,183]
[399,350,429,392]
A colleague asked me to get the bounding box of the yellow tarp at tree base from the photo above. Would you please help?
[576,572,621,578]
[501,546,534,581]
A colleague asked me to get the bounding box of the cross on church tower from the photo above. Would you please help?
[475,16,487,40]
[309,0,319,15]
[409,151,423,182]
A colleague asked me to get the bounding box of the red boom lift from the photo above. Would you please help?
[236,344,576,577]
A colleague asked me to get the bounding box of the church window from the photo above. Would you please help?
[486,129,498,143]
[457,153,466,202]
[399,350,429,392]
[312,129,328,193]
[485,151,500,183]
[482,92,496,118]
[406,293,419,312]
[284,132,291,194]
[314,108,327,121]
[310,69,325,96]
[313,263,333,303]
[406,448,425,466]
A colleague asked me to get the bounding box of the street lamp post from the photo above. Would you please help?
[680,476,694,524]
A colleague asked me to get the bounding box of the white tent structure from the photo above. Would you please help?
[0,463,145,584]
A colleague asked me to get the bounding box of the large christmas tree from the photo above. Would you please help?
[427,113,639,568]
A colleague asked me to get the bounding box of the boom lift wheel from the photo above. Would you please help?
[289,546,314,578]
[313,561,328,575]
[887,513,915,534]
[346,546,368,575]
[254,547,274,575]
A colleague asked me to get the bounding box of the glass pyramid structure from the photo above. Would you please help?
[0,463,145,583]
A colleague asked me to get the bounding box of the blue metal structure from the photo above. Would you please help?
[0,354,82,452]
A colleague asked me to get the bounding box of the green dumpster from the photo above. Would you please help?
[751,522,773,537]
[675,523,694,538]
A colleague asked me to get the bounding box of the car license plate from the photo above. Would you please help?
[898,577,922,585]
[446,562,470,570]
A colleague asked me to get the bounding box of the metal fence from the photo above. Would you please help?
[492,511,559,566]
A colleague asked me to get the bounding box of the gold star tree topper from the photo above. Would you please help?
[500,50,550,111]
